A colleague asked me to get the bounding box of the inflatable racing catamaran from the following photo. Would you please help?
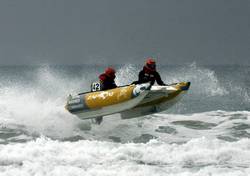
[65,82,191,121]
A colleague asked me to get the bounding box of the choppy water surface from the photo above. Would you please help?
[0,64,250,175]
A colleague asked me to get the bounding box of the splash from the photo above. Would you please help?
[0,66,83,139]
[165,62,229,97]
[0,64,249,140]
[116,64,138,86]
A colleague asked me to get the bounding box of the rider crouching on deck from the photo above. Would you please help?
[133,57,166,86]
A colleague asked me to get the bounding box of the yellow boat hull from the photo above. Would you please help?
[65,82,190,120]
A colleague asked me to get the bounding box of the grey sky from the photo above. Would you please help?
[0,0,249,65]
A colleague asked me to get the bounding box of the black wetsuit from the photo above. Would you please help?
[99,73,117,90]
[133,68,166,86]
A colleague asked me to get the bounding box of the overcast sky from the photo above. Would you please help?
[0,0,249,65]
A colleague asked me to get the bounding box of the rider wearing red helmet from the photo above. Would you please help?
[99,67,117,90]
[134,57,166,86]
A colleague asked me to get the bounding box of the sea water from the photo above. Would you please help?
[0,63,249,176]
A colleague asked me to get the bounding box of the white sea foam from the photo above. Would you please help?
[82,110,250,143]
[0,137,250,176]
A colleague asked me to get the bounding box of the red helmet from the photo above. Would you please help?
[146,57,156,65]
[145,57,156,71]
[105,67,116,77]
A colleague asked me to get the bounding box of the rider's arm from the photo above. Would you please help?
[138,70,148,83]
[154,72,166,86]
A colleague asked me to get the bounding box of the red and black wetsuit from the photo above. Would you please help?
[99,73,117,90]
[134,66,166,86]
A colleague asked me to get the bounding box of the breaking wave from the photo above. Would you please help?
[0,136,250,176]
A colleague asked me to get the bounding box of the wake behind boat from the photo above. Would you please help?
[65,82,191,120]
